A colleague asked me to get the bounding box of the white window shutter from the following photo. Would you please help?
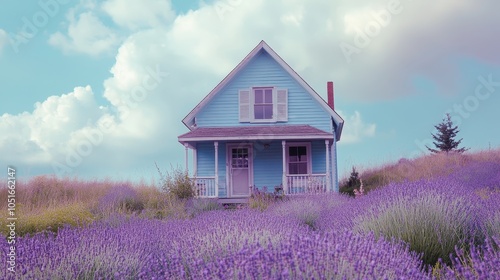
[276,88,288,121]
[239,89,251,122]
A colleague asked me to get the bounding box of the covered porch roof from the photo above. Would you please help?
[178,125,333,146]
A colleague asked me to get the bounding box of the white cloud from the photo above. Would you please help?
[162,0,500,101]
[0,29,7,53]
[2,0,498,179]
[338,111,376,144]
[48,11,120,56]
[334,0,500,100]
[0,86,107,166]
[102,0,175,30]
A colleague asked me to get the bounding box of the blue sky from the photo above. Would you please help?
[1,0,499,183]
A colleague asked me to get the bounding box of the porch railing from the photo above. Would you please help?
[190,177,217,198]
[286,174,327,194]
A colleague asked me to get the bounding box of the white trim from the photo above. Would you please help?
[193,144,197,177]
[255,86,274,122]
[181,40,344,139]
[282,140,287,194]
[248,86,277,123]
[184,143,189,174]
[331,129,339,192]
[214,142,219,197]
[180,134,333,142]
[285,142,312,175]
[226,143,253,197]
[325,140,331,192]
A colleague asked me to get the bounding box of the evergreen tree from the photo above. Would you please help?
[426,113,469,154]
[340,166,361,196]
[346,167,361,189]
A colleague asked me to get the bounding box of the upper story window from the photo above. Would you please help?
[239,87,288,123]
[254,88,273,120]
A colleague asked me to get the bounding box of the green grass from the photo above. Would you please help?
[354,191,483,265]
[0,176,191,236]
[0,202,94,237]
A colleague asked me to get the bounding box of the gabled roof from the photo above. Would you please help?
[178,125,333,143]
[182,40,344,140]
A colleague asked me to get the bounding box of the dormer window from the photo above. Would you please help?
[239,87,288,123]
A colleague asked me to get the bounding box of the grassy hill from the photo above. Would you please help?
[341,148,500,195]
[1,148,499,279]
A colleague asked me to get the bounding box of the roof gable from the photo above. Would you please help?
[182,40,344,139]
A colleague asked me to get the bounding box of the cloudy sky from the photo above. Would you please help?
[1,0,499,183]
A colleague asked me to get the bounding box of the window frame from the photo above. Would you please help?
[285,142,312,175]
[251,86,276,123]
[250,87,277,119]
[239,86,288,123]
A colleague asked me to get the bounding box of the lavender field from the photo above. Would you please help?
[1,150,500,279]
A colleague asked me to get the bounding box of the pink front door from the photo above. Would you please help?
[229,145,252,196]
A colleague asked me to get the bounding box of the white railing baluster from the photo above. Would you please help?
[190,176,217,198]
[285,174,327,195]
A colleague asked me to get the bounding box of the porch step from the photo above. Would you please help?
[218,197,249,204]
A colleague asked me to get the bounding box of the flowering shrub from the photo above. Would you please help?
[137,187,188,219]
[1,212,432,279]
[187,230,430,279]
[436,237,500,279]
[1,151,499,279]
[270,195,324,230]
[157,165,195,199]
[354,184,484,265]
[95,185,144,216]
[185,198,223,217]
[248,187,276,211]
[7,203,94,237]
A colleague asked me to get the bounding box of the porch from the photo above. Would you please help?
[190,174,329,198]
[179,125,339,198]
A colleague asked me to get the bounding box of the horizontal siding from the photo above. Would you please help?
[196,142,214,177]
[253,140,283,191]
[196,139,337,195]
[311,140,327,174]
[196,50,332,132]
[195,142,228,197]
[312,140,338,191]
[217,143,227,197]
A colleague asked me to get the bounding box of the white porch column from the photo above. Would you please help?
[331,130,339,192]
[214,142,219,197]
[193,145,197,178]
[325,140,331,192]
[282,140,287,194]
[184,143,189,174]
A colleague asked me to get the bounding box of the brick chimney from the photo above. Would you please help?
[327,81,334,110]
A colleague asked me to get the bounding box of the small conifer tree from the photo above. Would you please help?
[426,113,469,154]
[347,167,361,189]
[340,167,362,196]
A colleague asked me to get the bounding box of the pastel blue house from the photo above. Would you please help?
[178,41,344,199]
